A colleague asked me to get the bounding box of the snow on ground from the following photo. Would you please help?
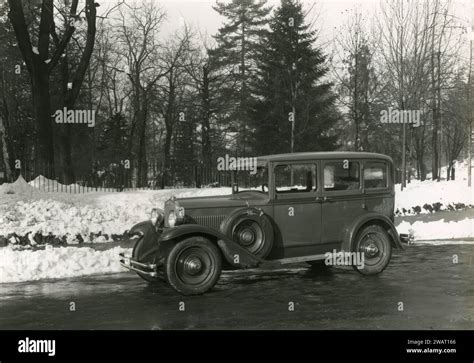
[0,175,231,241]
[396,218,473,241]
[0,175,38,196]
[394,160,472,215]
[0,245,130,283]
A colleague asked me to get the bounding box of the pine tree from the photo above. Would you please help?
[211,0,271,154]
[250,0,340,155]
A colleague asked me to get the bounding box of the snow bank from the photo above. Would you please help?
[0,246,130,283]
[395,179,472,215]
[29,175,73,191]
[396,218,473,241]
[395,160,473,215]
[0,175,37,195]
[29,175,102,192]
[0,187,232,243]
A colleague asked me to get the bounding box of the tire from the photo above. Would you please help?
[132,236,161,283]
[222,210,274,259]
[353,225,392,275]
[165,237,222,295]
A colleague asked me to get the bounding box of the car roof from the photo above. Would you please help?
[257,151,393,164]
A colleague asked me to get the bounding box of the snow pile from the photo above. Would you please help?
[0,175,37,195]
[0,245,130,283]
[0,187,232,243]
[29,175,89,192]
[395,160,472,215]
[395,178,472,211]
[396,218,473,241]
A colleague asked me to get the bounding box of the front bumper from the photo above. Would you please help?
[119,252,162,277]
[399,233,411,244]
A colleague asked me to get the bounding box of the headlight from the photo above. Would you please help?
[168,210,177,227]
[164,197,185,228]
[176,207,185,218]
[150,208,164,227]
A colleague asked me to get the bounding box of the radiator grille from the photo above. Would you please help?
[194,215,227,230]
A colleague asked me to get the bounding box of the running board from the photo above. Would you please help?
[259,253,327,268]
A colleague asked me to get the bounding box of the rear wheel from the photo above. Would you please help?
[353,225,392,275]
[165,237,222,295]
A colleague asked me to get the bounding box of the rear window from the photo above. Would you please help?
[324,161,360,191]
[364,162,388,189]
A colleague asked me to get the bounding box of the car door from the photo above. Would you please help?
[270,162,322,258]
[320,158,364,250]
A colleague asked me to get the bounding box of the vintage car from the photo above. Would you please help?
[119,152,408,295]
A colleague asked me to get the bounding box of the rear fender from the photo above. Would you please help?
[159,224,261,269]
[341,213,404,252]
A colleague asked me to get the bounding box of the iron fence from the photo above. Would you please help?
[3,160,255,193]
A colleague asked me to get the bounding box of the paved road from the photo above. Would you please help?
[1,243,474,330]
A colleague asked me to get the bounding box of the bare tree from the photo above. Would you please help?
[7,0,97,182]
[116,1,166,187]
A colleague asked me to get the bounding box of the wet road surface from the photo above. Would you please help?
[1,243,474,329]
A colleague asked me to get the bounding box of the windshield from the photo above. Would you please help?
[234,166,269,193]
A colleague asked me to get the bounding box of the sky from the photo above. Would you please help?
[97,0,472,61]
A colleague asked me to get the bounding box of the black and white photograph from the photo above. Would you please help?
[0,0,473,359]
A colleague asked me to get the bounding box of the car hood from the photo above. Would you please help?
[177,192,269,209]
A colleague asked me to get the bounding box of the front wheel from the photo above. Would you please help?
[165,237,222,295]
[353,225,392,275]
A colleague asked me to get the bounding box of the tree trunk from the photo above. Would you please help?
[32,71,55,171]
[162,124,172,189]
[0,115,12,181]
[136,97,148,187]
[162,72,175,189]
[201,65,212,167]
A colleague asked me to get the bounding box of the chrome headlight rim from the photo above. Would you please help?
[150,208,164,227]
[168,210,177,227]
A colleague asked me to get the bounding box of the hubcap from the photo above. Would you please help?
[184,256,203,275]
[239,229,255,246]
[233,220,265,254]
[175,246,215,286]
[359,233,385,265]
[363,243,379,258]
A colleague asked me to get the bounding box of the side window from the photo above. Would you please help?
[364,162,388,189]
[275,164,317,194]
[324,161,360,191]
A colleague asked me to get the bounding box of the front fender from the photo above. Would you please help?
[341,213,403,252]
[128,221,156,238]
[159,224,261,269]
[127,221,161,260]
